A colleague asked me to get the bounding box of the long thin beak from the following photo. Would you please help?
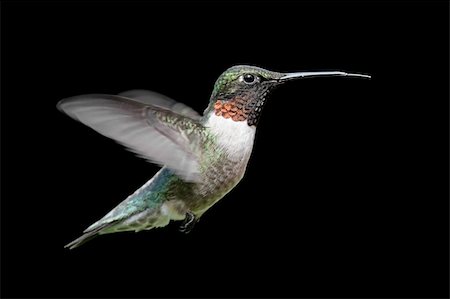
[279,71,371,81]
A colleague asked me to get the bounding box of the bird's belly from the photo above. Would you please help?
[188,159,249,216]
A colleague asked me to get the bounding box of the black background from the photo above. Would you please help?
[2,1,448,298]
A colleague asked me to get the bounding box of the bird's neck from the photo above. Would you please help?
[203,94,266,127]
[204,112,256,160]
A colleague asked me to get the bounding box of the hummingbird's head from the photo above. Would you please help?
[206,65,284,126]
[205,65,370,127]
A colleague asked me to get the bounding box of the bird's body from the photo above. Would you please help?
[59,65,370,249]
[86,114,255,236]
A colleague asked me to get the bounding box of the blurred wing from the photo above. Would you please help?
[118,89,201,120]
[57,94,205,182]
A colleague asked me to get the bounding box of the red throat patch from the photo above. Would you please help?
[213,98,249,122]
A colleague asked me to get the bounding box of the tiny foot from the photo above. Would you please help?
[179,211,196,234]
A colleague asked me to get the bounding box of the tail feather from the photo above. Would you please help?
[65,221,117,250]
[64,231,99,250]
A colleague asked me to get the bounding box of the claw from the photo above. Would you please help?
[179,211,196,234]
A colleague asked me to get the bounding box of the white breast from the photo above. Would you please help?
[205,114,256,160]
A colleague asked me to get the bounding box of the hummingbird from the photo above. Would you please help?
[58,65,370,249]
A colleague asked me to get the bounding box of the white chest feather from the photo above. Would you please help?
[205,114,256,160]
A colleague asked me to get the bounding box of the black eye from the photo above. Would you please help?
[243,73,256,84]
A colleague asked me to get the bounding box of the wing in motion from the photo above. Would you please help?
[57,93,205,182]
[118,89,201,120]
